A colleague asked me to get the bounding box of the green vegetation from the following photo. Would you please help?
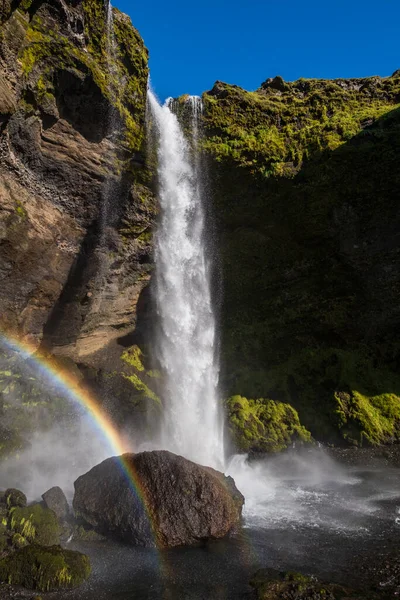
[4,489,26,509]
[121,345,161,406]
[204,74,400,448]
[203,74,400,176]
[227,395,311,452]
[228,349,400,448]
[6,0,149,153]
[10,503,60,546]
[121,345,145,371]
[250,569,364,599]
[0,545,91,591]
[123,374,161,406]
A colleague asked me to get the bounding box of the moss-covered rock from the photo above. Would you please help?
[250,349,400,447]
[9,503,60,546]
[3,489,27,509]
[250,569,367,599]
[227,395,311,453]
[0,544,91,591]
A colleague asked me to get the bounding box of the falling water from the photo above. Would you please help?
[147,90,224,469]
[104,0,116,74]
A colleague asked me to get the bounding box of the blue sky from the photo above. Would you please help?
[116,0,399,101]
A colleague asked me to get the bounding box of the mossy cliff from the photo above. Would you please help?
[202,72,400,448]
[0,0,156,456]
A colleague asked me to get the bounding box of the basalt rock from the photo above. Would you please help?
[42,487,70,522]
[73,450,244,548]
[0,0,156,457]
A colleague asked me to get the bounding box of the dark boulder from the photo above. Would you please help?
[42,487,70,522]
[73,450,244,548]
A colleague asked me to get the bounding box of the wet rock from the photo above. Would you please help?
[42,487,70,522]
[73,450,244,548]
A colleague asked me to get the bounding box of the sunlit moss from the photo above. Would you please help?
[227,395,311,453]
[0,545,91,591]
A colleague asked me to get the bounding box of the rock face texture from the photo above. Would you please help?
[0,0,154,356]
[73,450,244,548]
[0,0,160,456]
[202,73,400,447]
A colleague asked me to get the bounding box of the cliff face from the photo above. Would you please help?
[1,1,399,454]
[0,0,160,453]
[0,0,154,354]
[203,73,400,447]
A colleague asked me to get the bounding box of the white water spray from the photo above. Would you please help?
[147,90,224,469]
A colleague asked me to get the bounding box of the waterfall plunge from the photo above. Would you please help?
[147,90,224,470]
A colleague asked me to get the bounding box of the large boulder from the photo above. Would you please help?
[73,450,244,548]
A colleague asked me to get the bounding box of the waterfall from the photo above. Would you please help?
[147,90,224,470]
[104,0,116,74]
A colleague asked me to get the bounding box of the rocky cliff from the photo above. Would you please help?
[202,73,400,447]
[0,0,399,455]
[0,0,159,454]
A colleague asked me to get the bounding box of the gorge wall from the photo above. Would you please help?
[0,0,399,457]
[202,74,400,448]
[0,0,158,452]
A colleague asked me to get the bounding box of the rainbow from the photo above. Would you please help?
[0,330,159,548]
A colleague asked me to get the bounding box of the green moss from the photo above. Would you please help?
[334,390,400,445]
[233,349,400,447]
[146,369,161,379]
[250,568,362,599]
[120,344,161,406]
[11,532,28,548]
[19,0,34,10]
[123,374,161,406]
[227,395,312,453]
[10,504,60,546]
[121,345,145,371]
[15,2,148,153]
[4,489,26,509]
[0,545,91,591]
[203,75,400,176]
[73,525,106,542]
